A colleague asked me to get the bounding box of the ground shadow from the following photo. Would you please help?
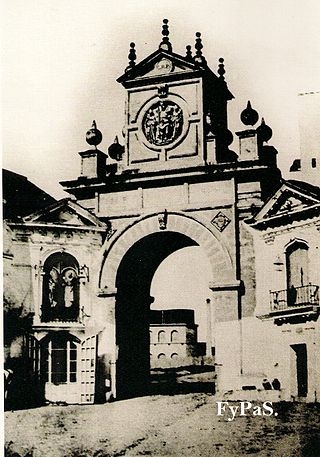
[148,364,216,396]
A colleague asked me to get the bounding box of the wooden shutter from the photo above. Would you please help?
[27,333,40,380]
[80,335,97,404]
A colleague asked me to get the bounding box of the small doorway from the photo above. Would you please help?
[291,343,308,397]
[40,333,80,404]
[36,332,97,404]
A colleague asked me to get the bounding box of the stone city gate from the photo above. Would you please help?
[97,212,237,399]
[59,20,281,402]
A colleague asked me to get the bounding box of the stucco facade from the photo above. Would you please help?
[243,181,320,401]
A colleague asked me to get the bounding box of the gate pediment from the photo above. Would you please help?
[117,49,199,85]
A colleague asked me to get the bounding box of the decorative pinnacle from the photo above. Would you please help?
[108,135,125,161]
[194,32,207,65]
[185,45,193,62]
[126,42,136,72]
[256,117,273,142]
[86,120,103,148]
[240,101,259,126]
[159,19,172,52]
[218,57,225,79]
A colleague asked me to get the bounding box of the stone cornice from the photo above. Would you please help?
[8,222,107,233]
[247,204,320,230]
[209,280,241,291]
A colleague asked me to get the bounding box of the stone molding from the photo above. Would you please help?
[99,211,235,290]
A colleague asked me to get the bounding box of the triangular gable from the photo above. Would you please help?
[22,198,105,228]
[248,180,320,227]
[117,49,204,84]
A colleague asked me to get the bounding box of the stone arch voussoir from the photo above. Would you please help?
[99,212,234,290]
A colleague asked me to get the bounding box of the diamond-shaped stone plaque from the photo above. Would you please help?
[210,211,231,232]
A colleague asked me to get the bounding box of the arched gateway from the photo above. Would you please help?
[99,213,234,398]
[60,20,281,402]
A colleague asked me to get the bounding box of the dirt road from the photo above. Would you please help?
[5,394,320,456]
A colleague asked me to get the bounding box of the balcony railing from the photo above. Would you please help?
[270,284,319,312]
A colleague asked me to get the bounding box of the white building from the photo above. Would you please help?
[244,180,320,401]
[290,92,320,187]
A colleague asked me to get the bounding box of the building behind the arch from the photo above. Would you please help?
[149,309,199,368]
[3,20,320,406]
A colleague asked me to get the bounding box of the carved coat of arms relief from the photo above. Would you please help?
[142,100,183,147]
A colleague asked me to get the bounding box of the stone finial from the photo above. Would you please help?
[240,101,259,126]
[217,57,225,79]
[185,45,193,62]
[126,42,136,72]
[194,32,207,66]
[159,19,172,52]
[86,120,103,148]
[108,136,125,161]
[256,118,273,142]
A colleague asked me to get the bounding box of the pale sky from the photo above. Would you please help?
[151,247,212,340]
[2,0,320,199]
[2,1,320,340]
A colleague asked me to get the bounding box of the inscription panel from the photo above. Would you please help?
[189,180,234,207]
[143,185,187,209]
[99,190,142,216]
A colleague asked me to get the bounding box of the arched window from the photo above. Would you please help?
[286,242,309,288]
[42,252,80,322]
[286,241,309,305]
[158,353,166,360]
[171,353,178,360]
[41,333,78,384]
[170,330,179,343]
[158,330,166,343]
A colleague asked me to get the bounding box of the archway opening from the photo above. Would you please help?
[115,231,198,399]
[150,246,212,341]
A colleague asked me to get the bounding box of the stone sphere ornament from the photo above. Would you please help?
[108,136,125,161]
[86,120,103,147]
[240,101,259,126]
[256,118,273,143]
[224,128,234,146]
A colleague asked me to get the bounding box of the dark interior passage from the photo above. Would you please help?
[115,231,197,399]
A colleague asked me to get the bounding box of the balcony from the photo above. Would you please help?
[267,284,320,324]
[270,284,319,311]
